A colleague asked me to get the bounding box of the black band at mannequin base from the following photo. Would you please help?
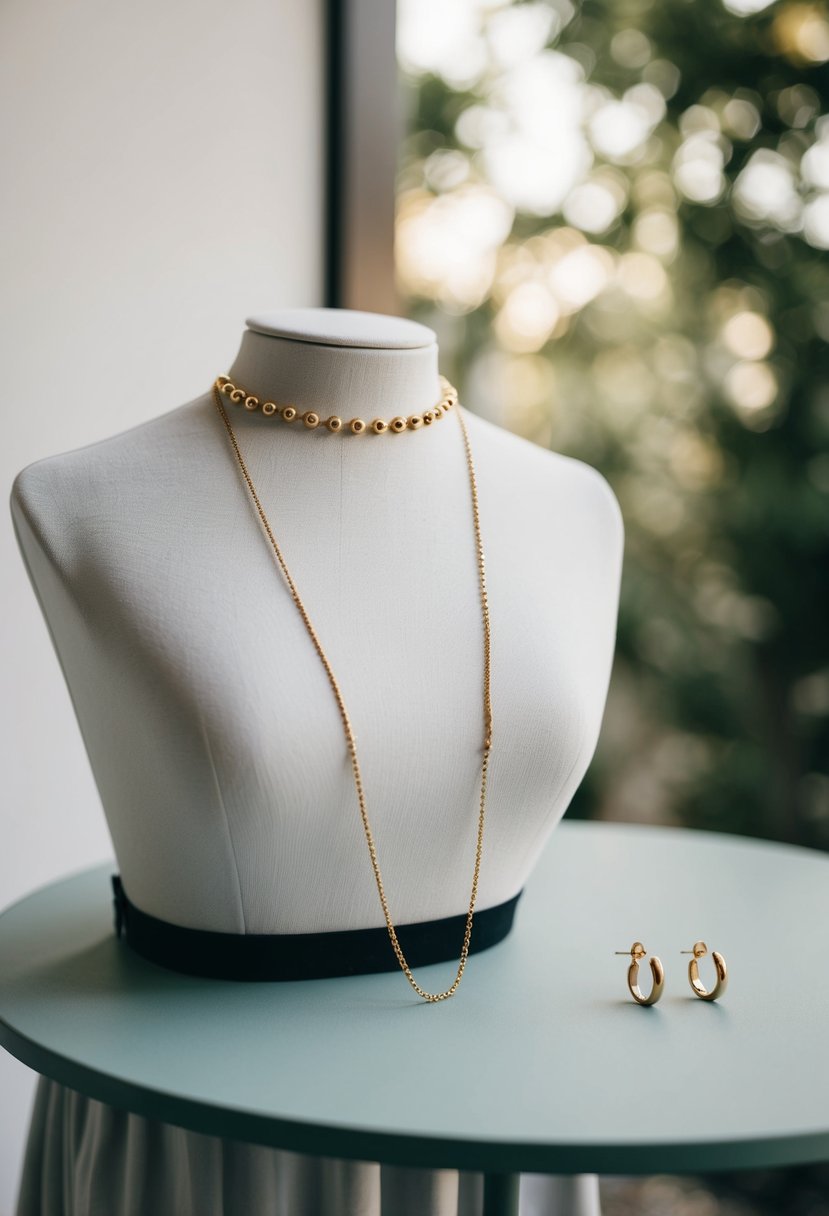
[111,874,522,982]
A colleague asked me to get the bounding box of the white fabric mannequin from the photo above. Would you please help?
[11,308,622,1216]
[11,307,622,935]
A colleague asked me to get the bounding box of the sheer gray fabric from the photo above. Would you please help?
[17,1078,601,1216]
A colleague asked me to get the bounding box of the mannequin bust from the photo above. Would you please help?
[11,308,624,945]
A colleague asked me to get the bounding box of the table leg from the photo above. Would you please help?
[482,1172,521,1216]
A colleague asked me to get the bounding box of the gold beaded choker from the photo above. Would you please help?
[216,373,458,434]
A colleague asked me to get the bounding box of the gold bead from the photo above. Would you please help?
[326,416,343,432]
[230,388,245,403]
[423,411,435,424]
[303,412,320,428]
[262,401,277,416]
[390,417,407,433]
[371,419,389,434]
[216,375,231,389]
[350,418,366,434]
[244,396,260,411]
[282,406,297,422]
[408,415,424,430]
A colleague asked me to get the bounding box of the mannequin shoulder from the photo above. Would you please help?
[461,407,624,550]
[10,397,210,565]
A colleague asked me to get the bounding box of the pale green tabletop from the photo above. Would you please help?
[1,821,828,1181]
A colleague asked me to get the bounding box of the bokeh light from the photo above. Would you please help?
[396,0,829,885]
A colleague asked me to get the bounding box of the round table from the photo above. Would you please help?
[2,821,828,1216]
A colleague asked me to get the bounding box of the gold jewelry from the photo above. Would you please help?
[211,376,491,1003]
[681,941,728,1001]
[215,373,458,434]
[615,942,665,1006]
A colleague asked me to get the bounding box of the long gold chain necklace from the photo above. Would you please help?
[212,374,492,1002]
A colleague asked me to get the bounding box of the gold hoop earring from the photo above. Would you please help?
[614,941,664,1006]
[680,941,728,1001]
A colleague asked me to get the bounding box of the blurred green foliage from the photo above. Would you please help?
[396,0,829,848]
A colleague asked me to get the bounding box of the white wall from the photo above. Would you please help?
[0,2,324,1211]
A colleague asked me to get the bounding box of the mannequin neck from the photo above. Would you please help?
[226,311,442,422]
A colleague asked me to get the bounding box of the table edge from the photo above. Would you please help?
[3,1011,828,1176]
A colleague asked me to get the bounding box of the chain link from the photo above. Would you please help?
[212,377,492,1002]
